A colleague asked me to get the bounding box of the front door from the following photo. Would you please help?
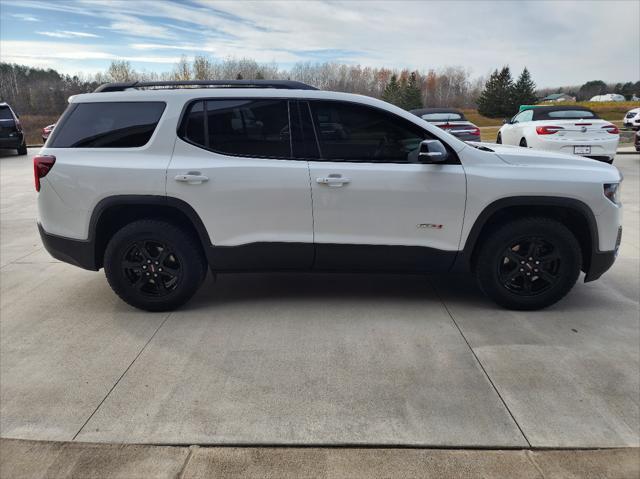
[167,98,314,270]
[305,100,466,271]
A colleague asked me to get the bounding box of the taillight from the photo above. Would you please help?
[469,127,480,136]
[33,155,56,192]
[536,126,564,135]
[15,119,22,131]
[602,124,619,134]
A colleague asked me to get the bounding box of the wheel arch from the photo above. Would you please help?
[453,196,599,277]
[90,195,211,270]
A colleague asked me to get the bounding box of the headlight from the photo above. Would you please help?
[604,183,621,204]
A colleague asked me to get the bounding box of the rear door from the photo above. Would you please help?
[166,98,314,270]
[305,100,466,272]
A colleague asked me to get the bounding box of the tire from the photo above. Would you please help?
[519,138,527,148]
[17,141,27,155]
[474,217,581,310]
[496,133,502,144]
[104,219,206,312]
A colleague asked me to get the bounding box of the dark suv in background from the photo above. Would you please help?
[0,102,27,155]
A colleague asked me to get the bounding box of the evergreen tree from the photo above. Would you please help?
[512,67,537,110]
[382,74,401,106]
[401,71,423,110]
[477,66,514,118]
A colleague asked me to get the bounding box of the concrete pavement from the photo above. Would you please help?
[0,150,638,452]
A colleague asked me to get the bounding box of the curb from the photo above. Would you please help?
[1,438,638,479]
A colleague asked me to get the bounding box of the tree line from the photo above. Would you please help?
[1,57,637,118]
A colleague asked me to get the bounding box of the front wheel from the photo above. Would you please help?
[104,219,206,311]
[475,217,581,310]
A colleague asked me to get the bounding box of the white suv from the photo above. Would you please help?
[36,80,623,312]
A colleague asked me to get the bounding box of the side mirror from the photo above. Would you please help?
[418,139,448,163]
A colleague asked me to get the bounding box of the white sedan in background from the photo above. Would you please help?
[497,106,619,163]
[623,107,640,130]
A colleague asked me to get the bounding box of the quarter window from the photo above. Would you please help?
[181,99,291,158]
[309,101,427,163]
[50,102,165,148]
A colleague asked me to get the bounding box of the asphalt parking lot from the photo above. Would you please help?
[1,149,638,449]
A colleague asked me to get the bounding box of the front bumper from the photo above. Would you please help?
[38,223,98,271]
[584,250,617,282]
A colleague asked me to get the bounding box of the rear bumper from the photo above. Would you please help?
[0,136,23,149]
[38,223,98,271]
[536,136,618,161]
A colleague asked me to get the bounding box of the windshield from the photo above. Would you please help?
[0,106,14,120]
[422,113,463,121]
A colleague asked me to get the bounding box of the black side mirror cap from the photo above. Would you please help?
[418,139,448,163]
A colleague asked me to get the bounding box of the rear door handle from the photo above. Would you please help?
[175,172,209,184]
[316,175,351,187]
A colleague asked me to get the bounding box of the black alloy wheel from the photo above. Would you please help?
[498,237,561,296]
[104,219,206,311]
[121,240,182,297]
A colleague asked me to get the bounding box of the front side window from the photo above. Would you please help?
[50,102,165,148]
[310,101,427,163]
[513,110,533,123]
[181,99,291,158]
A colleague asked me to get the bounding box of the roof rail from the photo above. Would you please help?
[94,80,318,93]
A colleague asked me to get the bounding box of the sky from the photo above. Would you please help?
[0,0,638,87]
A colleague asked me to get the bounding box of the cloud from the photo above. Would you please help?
[3,0,638,86]
[1,40,181,65]
[36,30,100,39]
[101,13,176,39]
[11,13,40,21]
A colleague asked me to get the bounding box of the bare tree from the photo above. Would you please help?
[107,60,136,82]
[171,55,192,81]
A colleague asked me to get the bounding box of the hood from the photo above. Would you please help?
[466,142,622,179]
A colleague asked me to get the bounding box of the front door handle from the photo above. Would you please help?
[316,175,351,187]
[175,172,209,185]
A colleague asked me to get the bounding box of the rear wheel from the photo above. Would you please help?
[519,138,527,148]
[475,217,581,310]
[496,133,502,144]
[104,219,206,311]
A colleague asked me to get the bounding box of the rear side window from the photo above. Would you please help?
[50,102,165,148]
[181,99,291,158]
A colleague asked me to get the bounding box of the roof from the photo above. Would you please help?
[94,80,317,93]
[530,105,593,113]
[531,105,598,121]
